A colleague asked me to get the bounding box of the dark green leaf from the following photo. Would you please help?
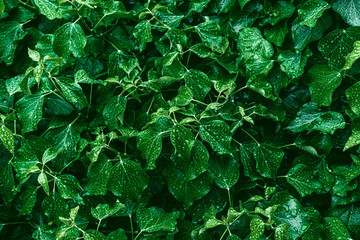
[16,94,44,133]
[298,0,330,27]
[254,144,284,179]
[137,206,179,233]
[199,120,232,155]
[0,21,26,65]
[333,0,360,27]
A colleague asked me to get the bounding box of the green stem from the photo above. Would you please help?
[130,215,134,240]
[227,188,232,207]
[241,129,260,145]
[133,230,143,240]
[278,143,295,148]
[219,229,228,240]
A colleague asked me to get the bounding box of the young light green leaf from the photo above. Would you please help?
[254,144,284,179]
[275,223,290,240]
[33,0,63,20]
[346,81,360,117]
[344,131,360,151]
[209,157,240,190]
[42,147,61,164]
[308,64,342,106]
[250,218,264,240]
[56,174,83,203]
[333,0,360,27]
[298,0,330,27]
[28,48,41,62]
[199,120,232,155]
[318,27,360,69]
[184,69,211,101]
[91,200,125,220]
[278,48,312,79]
[343,41,360,70]
[107,160,149,201]
[16,94,44,133]
[287,164,322,197]
[0,125,14,155]
[38,172,50,196]
[54,77,88,107]
[0,21,26,65]
[137,206,180,233]
[53,22,87,59]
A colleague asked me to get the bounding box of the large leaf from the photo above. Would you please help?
[184,69,211,101]
[297,0,330,27]
[209,156,239,190]
[287,164,322,197]
[199,120,232,155]
[278,48,312,79]
[254,144,284,179]
[195,21,228,53]
[16,94,44,133]
[55,174,83,203]
[0,21,26,65]
[333,0,360,27]
[107,159,149,201]
[137,206,180,233]
[308,64,342,106]
[33,0,62,20]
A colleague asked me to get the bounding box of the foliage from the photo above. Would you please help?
[1,0,360,239]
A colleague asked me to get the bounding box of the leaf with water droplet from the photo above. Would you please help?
[91,200,125,220]
[209,156,239,190]
[199,120,232,155]
[297,0,330,27]
[254,144,284,179]
[137,206,180,233]
[346,81,360,117]
[323,217,352,240]
[333,0,360,27]
[287,164,322,197]
[250,218,264,240]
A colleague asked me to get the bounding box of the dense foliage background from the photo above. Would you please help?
[1,0,360,239]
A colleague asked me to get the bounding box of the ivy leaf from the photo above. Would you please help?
[287,164,322,197]
[217,0,236,13]
[45,124,81,151]
[41,191,69,225]
[0,125,14,155]
[91,200,125,220]
[38,172,50,196]
[333,0,360,27]
[16,94,44,133]
[33,0,62,20]
[0,21,26,65]
[84,156,112,196]
[308,64,342,106]
[19,184,38,215]
[171,124,194,159]
[107,160,149,201]
[209,156,240,190]
[103,95,127,129]
[323,217,352,240]
[318,27,360,69]
[250,218,264,240]
[287,102,345,135]
[344,131,360,151]
[199,120,232,155]
[195,21,228,53]
[56,174,83,203]
[137,206,180,233]
[254,144,284,179]
[54,77,88,107]
[297,0,330,27]
[133,20,152,52]
[184,69,211,101]
[345,81,360,117]
[0,162,15,202]
[343,41,360,70]
[53,22,87,59]
[278,48,312,79]
[83,230,107,240]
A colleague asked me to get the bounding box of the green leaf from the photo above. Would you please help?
[91,200,125,220]
[0,162,15,202]
[287,164,322,197]
[333,0,360,27]
[46,124,81,151]
[166,169,213,207]
[308,64,342,106]
[41,191,69,225]
[84,156,112,196]
[297,0,330,27]
[107,228,127,240]
[42,147,61,164]
[343,41,360,70]
[53,22,87,59]
[137,118,173,169]
[171,124,194,159]
[28,48,41,62]
[238,0,251,10]
[247,74,276,100]
[153,6,183,28]
[209,156,240,189]
[54,77,88,107]
[346,81,360,117]
[133,20,152,52]
[323,217,352,240]
[250,218,264,240]
[0,21,26,65]
[83,230,107,240]
[184,69,211,101]
[344,131,360,150]
[0,0,4,17]
[0,125,14,155]
[33,0,62,20]
[237,27,274,61]
[38,172,50,195]
[217,0,236,13]
[56,174,83,203]
[103,95,127,129]
[195,21,228,53]
[107,160,149,201]
[172,86,193,106]
[264,23,288,47]
[254,144,284,179]
[19,184,38,215]
[199,120,232,155]
[287,102,345,135]
[275,223,290,240]
[16,94,44,133]
[318,27,360,69]
[278,48,312,79]
[137,206,180,233]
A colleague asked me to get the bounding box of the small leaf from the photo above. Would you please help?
[195,21,228,53]
[33,0,62,20]
[103,95,127,129]
[275,223,290,240]
[137,206,180,233]
[343,41,360,70]
[107,160,149,201]
[0,125,14,155]
[254,144,284,179]
[278,48,312,79]
[308,64,342,106]
[42,147,61,164]
[297,0,330,27]
[287,164,321,197]
[38,172,50,196]
[344,131,360,150]
[250,218,264,240]
[133,20,152,52]
[199,120,232,155]
[54,77,88,107]
[19,184,38,215]
[0,21,26,65]
[209,157,240,190]
[28,48,41,62]
[91,200,125,220]
[346,81,360,117]
[184,69,211,101]
[56,174,83,203]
